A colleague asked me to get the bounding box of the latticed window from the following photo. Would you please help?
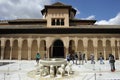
[61,19,64,25]
[51,18,64,26]
[51,19,55,25]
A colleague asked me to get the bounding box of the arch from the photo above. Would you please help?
[97,40,104,60]
[21,40,28,60]
[77,40,84,52]
[12,40,18,59]
[4,40,10,59]
[87,40,94,60]
[31,40,38,60]
[51,39,64,58]
[115,40,118,59]
[69,40,75,53]
[106,40,112,59]
[40,40,46,59]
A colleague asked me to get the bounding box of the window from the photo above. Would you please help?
[51,19,55,25]
[56,19,60,25]
[51,18,64,26]
[61,19,64,25]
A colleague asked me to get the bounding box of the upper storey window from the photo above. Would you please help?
[52,19,55,25]
[51,18,64,26]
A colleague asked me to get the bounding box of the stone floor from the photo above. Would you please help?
[0,60,120,80]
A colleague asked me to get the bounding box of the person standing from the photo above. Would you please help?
[66,54,70,62]
[70,53,74,64]
[78,52,82,65]
[82,53,87,64]
[36,53,41,65]
[74,52,78,65]
[109,54,115,72]
[99,52,104,64]
[90,54,95,64]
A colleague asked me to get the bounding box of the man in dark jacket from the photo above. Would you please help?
[109,54,115,72]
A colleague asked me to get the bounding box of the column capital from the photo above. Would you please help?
[111,38,115,47]
[27,38,33,47]
[93,38,98,48]
[10,38,14,47]
[117,40,120,47]
[1,38,6,47]
[18,38,23,48]
[102,39,106,47]
[83,38,88,47]
[62,37,69,48]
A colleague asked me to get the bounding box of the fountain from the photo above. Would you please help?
[27,58,73,79]
[40,58,67,77]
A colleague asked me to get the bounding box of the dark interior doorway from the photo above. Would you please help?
[52,40,64,58]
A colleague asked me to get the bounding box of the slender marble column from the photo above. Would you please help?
[83,38,88,60]
[1,38,5,60]
[37,38,40,53]
[111,46,115,59]
[93,38,98,61]
[28,38,32,60]
[74,38,78,52]
[10,38,13,60]
[117,40,120,60]
[103,39,106,60]
[103,47,106,60]
[94,47,98,61]
[1,46,5,60]
[84,47,88,60]
[111,38,115,59]
[18,38,22,60]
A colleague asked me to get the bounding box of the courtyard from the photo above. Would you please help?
[0,60,120,80]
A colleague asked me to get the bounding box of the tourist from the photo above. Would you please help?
[90,53,95,64]
[66,54,70,62]
[74,52,78,65]
[109,54,115,72]
[99,52,104,64]
[78,52,82,65]
[70,53,74,64]
[82,53,87,64]
[36,53,41,65]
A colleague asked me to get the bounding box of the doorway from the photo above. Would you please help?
[52,39,64,58]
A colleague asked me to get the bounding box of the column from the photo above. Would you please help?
[10,38,13,60]
[94,47,98,61]
[65,46,69,58]
[103,47,106,60]
[111,46,115,59]
[46,37,52,59]
[1,38,5,60]
[83,38,88,60]
[74,37,78,52]
[93,38,98,61]
[18,38,22,60]
[37,38,40,53]
[103,39,106,60]
[63,37,69,58]
[117,40,120,60]
[111,38,115,59]
[28,38,32,60]
[84,47,88,60]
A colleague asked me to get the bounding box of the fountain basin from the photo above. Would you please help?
[40,58,67,66]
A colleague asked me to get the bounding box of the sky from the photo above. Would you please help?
[0,0,120,25]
